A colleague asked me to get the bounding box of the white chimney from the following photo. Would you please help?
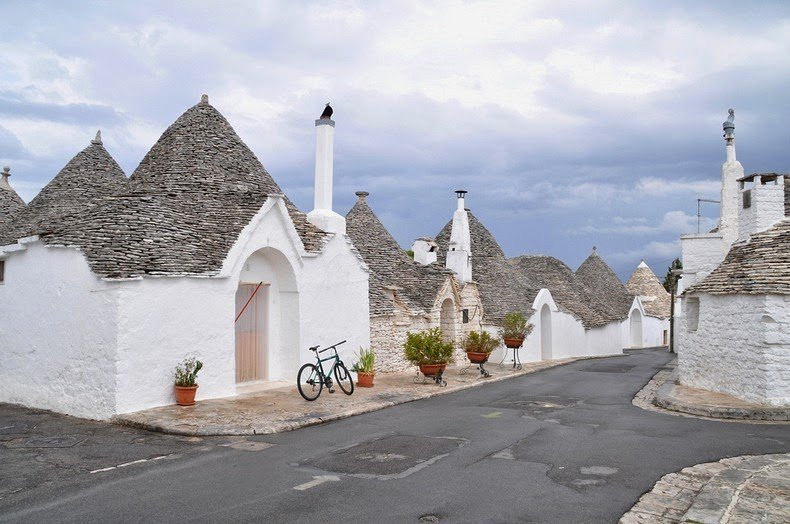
[412,237,438,265]
[445,190,472,283]
[307,104,346,234]
[719,109,743,247]
[738,173,785,242]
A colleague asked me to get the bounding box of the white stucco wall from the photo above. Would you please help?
[678,233,725,294]
[0,239,120,419]
[678,293,790,407]
[0,196,370,419]
[115,197,370,415]
[621,300,668,349]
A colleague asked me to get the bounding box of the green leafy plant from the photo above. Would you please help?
[403,327,455,366]
[501,312,534,339]
[174,357,203,387]
[462,330,499,354]
[351,347,376,374]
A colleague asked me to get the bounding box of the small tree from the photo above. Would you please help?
[501,311,534,340]
[462,330,499,354]
[403,327,455,365]
[663,258,682,292]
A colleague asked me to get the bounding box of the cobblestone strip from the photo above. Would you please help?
[620,454,790,524]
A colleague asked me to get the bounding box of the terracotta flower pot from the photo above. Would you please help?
[357,372,375,388]
[175,385,198,406]
[466,351,490,364]
[503,337,525,349]
[419,363,447,377]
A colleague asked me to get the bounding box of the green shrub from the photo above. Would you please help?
[351,347,376,373]
[502,311,534,339]
[462,330,499,354]
[403,327,455,365]
[174,357,203,387]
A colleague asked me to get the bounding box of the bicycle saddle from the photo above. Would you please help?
[309,345,320,352]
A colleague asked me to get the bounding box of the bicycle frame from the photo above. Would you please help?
[308,340,346,384]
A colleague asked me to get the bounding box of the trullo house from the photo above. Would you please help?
[0,96,370,420]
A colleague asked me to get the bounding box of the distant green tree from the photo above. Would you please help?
[663,258,682,292]
[406,250,414,259]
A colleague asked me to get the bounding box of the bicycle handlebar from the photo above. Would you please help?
[312,340,347,353]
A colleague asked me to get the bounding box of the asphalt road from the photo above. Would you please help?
[2,348,788,523]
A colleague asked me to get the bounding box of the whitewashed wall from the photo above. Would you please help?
[115,197,370,415]
[0,240,120,419]
[678,293,789,407]
[678,233,725,294]
[0,197,370,419]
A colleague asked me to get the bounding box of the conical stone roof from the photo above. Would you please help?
[512,255,623,328]
[0,167,26,235]
[626,262,671,319]
[686,218,790,296]
[575,249,634,319]
[346,192,451,315]
[39,97,328,278]
[435,211,538,323]
[0,134,127,245]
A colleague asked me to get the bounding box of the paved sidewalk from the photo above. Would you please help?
[115,356,592,436]
[633,359,789,422]
[620,453,790,523]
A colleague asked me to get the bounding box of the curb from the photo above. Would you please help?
[652,372,790,422]
[114,354,621,436]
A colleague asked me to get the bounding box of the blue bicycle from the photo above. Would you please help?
[297,340,354,401]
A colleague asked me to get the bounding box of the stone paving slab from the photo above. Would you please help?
[620,454,790,524]
[114,356,602,436]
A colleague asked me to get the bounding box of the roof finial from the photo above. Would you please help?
[200,94,209,105]
[91,130,102,145]
[1,166,11,189]
[722,108,735,139]
[320,103,333,120]
[592,245,597,253]
[355,190,369,200]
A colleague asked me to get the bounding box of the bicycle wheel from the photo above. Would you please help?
[297,363,323,401]
[334,362,354,395]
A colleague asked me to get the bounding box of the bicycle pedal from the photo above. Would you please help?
[328,388,336,394]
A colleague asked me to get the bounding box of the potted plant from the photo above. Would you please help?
[463,330,498,364]
[403,327,454,377]
[351,347,376,387]
[502,311,533,349]
[174,357,203,406]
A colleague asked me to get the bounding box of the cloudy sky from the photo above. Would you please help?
[2,1,788,279]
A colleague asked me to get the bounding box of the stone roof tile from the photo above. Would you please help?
[512,255,623,328]
[0,168,25,234]
[346,194,451,315]
[1,137,127,245]
[686,218,790,295]
[28,99,328,277]
[575,249,634,319]
[435,211,539,324]
[626,262,671,318]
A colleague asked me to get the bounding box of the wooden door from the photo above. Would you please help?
[235,283,268,383]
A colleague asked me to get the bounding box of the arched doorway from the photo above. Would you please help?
[540,304,552,360]
[235,247,299,383]
[440,298,456,343]
[630,309,643,348]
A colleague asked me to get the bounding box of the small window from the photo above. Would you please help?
[742,190,752,209]
[0,260,4,283]
[462,309,469,323]
[686,297,700,332]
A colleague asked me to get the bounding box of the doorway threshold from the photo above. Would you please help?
[236,380,291,397]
